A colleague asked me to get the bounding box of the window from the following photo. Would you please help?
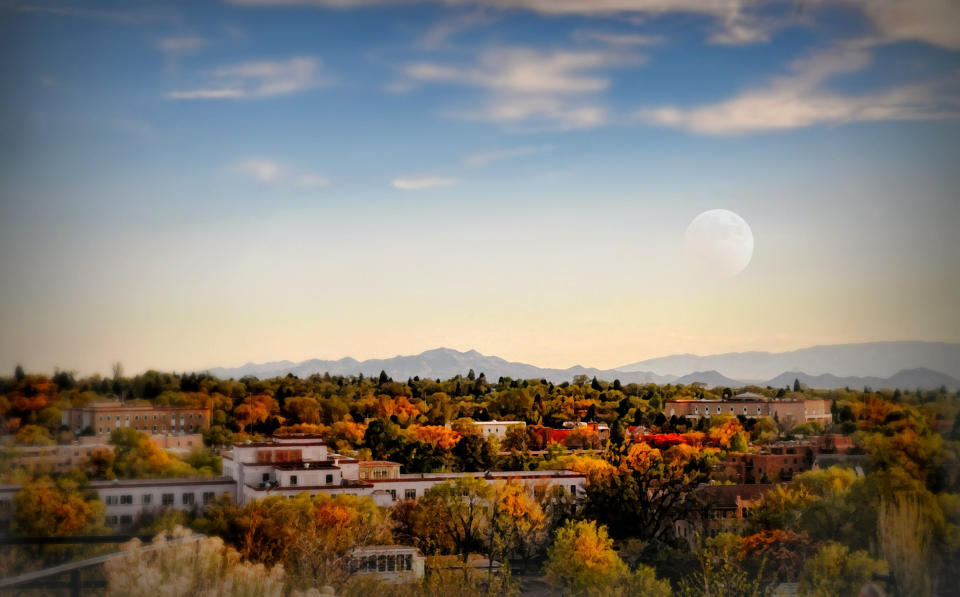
[570,485,577,496]
[143,494,152,505]
[105,495,118,505]
[162,493,174,506]
[182,493,195,505]
[405,489,416,500]
[389,490,397,501]
[106,515,118,525]
[120,495,133,505]
[290,475,298,486]
[378,556,386,572]
[387,555,396,572]
[326,474,334,484]
[203,492,215,505]
[120,515,132,525]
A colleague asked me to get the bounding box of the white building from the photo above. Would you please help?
[472,420,525,440]
[1,433,586,528]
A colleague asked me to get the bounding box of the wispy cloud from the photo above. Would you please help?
[420,7,496,49]
[636,45,960,135]
[572,29,664,47]
[156,36,207,55]
[842,0,960,50]
[401,47,638,130]
[167,56,330,100]
[17,4,178,24]
[464,145,555,167]
[392,176,459,190]
[233,158,330,188]
[226,0,777,46]
[234,159,284,183]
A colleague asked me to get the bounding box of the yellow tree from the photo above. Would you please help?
[490,481,547,574]
[544,520,628,594]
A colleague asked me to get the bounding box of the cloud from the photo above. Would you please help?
[224,1,960,49]
[464,145,556,166]
[233,159,332,188]
[392,176,459,190]
[234,159,284,182]
[167,57,329,100]
[636,45,960,135]
[17,4,178,24]
[156,36,207,55]
[420,8,496,49]
[402,47,638,129]
[841,0,960,50]
[226,0,775,46]
[572,30,664,47]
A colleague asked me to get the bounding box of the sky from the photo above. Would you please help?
[1,0,959,376]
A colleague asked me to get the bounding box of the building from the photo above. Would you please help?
[2,433,587,530]
[62,402,211,436]
[223,434,586,507]
[0,477,236,529]
[472,420,525,440]
[664,395,831,427]
[674,483,773,547]
[723,434,856,483]
[348,546,425,583]
[7,434,205,475]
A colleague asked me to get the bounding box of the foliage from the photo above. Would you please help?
[797,542,886,597]
[544,520,629,594]
[104,526,291,597]
[12,474,104,536]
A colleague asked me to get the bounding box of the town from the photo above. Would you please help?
[2,367,957,596]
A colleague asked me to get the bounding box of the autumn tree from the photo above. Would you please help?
[797,542,886,597]
[545,520,629,594]
[417,478,492,574]
[489,481,547,574]
[104,526,290,597]
[13,475,104,536]
[585,442,716,545]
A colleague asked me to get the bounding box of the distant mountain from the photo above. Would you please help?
[765,368,960,392]
[208,348,675,385]
[617,342,960,380]
[672,370,743,387]
[206,345,960,390]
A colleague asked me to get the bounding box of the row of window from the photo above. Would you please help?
[97,413,204,422]
[103,491,218,506]
[694,406,764,415]
[349,554,415,573]
[97,425,199,434]
[285,473,335,486]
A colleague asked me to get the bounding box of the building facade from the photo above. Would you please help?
[8,434,204,475]
[62,403,211,436]
[472,420,525,440]
[664,395,831,426]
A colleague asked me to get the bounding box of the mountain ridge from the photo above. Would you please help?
[206,343,960,390]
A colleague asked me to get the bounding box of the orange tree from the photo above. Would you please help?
[584,442,717,546]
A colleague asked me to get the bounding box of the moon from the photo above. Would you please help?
[684,209,754,278]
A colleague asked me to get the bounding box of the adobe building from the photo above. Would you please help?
[61,402,212,436]
[664,393,831,427]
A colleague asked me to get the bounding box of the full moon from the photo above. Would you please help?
[684,209,754,278]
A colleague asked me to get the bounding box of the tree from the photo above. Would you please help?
[585,443,715,544]
[13,475,104,536]
[418,478,492,575]
[797,542,886,597]
[678,533,771,597]
[14,424,54,445]
[878,494,932,597]
[104,526,290,597]
[490,481,547,574]
[453,434,497,472]
[793,378,801,392]
[545,520,628,594]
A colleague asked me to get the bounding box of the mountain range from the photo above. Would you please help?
[207,342,960,390]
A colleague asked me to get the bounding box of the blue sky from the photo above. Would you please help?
[1,0,959,375]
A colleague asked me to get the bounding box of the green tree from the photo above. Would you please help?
[797,542,886,597]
